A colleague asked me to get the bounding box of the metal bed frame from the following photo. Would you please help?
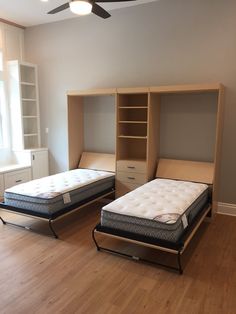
[92,204,211,274]
[0,188,115,238]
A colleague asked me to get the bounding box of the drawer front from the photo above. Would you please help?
[0,174,4,197]
[115,180,141,198]
[116,171,146,184]
[4,168,32,189]
[117,160,146,174]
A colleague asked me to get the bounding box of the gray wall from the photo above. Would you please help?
[84,96,115,153]
[160,93,218,161]
[25,0,236,204]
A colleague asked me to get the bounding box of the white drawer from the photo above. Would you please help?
[0,174,4,197]
[115,180,141,198]
[116,171,146,184]
[117,160,146,174]
[4,168,32,189]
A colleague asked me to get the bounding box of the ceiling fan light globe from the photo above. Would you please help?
[69,1,92,15]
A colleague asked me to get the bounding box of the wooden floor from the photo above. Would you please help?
[0,203,236,314]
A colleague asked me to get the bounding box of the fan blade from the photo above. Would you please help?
[96,0,136,2]
[92,3,111,18]
[47,3,70,14]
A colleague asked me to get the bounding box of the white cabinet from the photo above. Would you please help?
[8,60,41,150]
[0,166,32,199]
[31,149,49,179]
[4,168,32,189]
[15,148,49,180]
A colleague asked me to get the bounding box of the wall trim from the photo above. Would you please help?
[217,202,236,216]
[0,18,25,30]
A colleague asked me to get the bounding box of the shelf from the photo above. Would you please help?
[23,116,37,118]
[24,133,38,137]
[118,135,147,139]
[119,121,147,124]
[119,106,148,109]
[22,98,37,102]
[21,82,35,86]
[117,158,147,162]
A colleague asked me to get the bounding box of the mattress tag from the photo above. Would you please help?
[63,193,71,204]
[182,214,188,229]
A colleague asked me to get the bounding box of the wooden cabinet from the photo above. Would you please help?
[67,83,224,208]
[67,89,116,170]
[116,88,159,196]
[8,60,41,150]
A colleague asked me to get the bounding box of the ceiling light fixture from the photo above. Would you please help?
[69,1,92,15]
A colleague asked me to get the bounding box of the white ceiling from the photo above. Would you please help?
[0,0,158,27]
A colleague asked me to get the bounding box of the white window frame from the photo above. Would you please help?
[0,26,10,150]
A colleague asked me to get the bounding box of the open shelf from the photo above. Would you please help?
[117,137,147,160]
[8,60,40,150]
[118,93,148,107]
[119,108,147,122]
[118,122,147,137]
[20,64,36,84]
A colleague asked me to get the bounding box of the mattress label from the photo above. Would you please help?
[63,192,71,204]
[182,214,188,229]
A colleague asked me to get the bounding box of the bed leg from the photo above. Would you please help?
[0,216,6,225]
[92,227,100,251]
[177,251,183,275]
[49,219,58,239]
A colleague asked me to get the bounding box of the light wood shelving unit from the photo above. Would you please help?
[67,83,224,209]
[116,88,159,197]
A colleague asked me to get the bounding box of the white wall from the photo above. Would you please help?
[0,22,24,166]
[25,0,236,204]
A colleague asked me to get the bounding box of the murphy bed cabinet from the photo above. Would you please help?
[67,89,116,170]
[8,60,41,150]
[67,83,224,211]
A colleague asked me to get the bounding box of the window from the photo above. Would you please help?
[0,27,9,149]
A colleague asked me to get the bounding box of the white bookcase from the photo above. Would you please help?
[8,60,41,150]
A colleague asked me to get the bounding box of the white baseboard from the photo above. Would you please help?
[217,202,236,216]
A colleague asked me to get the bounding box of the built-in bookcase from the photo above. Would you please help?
[8,60,40,150]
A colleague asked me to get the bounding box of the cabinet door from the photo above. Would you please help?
[31,150,49,179]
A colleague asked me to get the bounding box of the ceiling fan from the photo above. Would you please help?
[48,0,136,19]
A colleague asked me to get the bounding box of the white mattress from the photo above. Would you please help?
[103,178,208,224]
[5,168,114,199]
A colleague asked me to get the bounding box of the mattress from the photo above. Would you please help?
[4,169,115,217]
[101,179,209,242]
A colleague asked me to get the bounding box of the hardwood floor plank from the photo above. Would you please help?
[0,204,236,314]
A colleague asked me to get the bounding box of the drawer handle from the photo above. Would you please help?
[127,166,135,169]
[15,180,22,183]
[128,177,135,180]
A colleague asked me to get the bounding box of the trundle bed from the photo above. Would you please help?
[92,159,214,274]
[0,152,115,238]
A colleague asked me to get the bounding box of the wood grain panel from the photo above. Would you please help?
[79,152,115,172]
[156,158,214,184]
